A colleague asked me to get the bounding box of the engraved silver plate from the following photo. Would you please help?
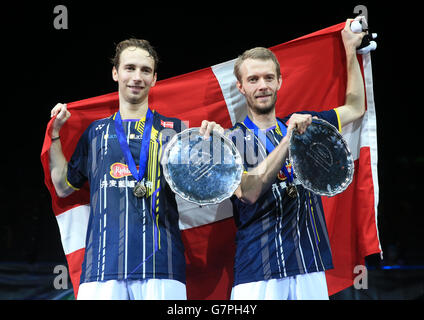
[289,118,354,197]
[162,128,243,205]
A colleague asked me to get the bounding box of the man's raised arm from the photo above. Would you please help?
[49,103,74,198]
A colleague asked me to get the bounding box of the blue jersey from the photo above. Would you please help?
[228,109,340,286]
[67,110,186,285]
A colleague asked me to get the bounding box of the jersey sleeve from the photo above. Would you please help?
[66,125,91,190]
[282,109,341,132]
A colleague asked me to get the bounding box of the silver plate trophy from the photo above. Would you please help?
[289,118,354,197]
[162,128,243,205]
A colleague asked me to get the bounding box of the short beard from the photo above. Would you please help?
[247,93,277,115]
[250,103,275,115]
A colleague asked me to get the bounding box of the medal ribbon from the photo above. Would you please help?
[114,108,154,185]
[115,108,159,275]
[242,115,294,184]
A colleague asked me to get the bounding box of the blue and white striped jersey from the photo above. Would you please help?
[228,109,340,286]
[66,110,186,285]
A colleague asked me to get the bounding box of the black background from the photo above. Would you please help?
[0,1,422,271]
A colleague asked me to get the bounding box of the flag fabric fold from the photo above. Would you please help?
[41,22,381,299]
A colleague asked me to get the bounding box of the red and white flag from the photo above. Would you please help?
[41,22,381,299]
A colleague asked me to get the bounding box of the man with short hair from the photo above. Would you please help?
[49,39,221,299]
[229,18,367,300]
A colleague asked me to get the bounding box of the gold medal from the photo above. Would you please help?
[133,181,147,198]
[286,184,297,198]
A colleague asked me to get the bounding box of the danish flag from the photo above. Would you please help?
[41,22,381,299]
[161,120,174,129]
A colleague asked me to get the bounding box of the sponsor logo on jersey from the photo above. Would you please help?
[110,162,138,179]
[277,163,293,181]
[277,170,287,181]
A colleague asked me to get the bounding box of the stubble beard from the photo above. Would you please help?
[247,93,277,115]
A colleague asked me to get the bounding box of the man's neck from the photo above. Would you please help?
[119,99,149,120]
[247,109,277,130]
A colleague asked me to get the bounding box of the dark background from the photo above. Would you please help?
[0,1,422,296]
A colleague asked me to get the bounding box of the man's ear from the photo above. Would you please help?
[112,66,118,82]
[277,75,283,91]
[236,80,245,95]
[151,72,157,88]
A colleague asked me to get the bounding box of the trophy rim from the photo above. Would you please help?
[162,127,243,205]
[288,118,355,197]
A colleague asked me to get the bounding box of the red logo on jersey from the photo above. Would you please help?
[277,163,293,181]
[110,163,137,179]
[161,120,174,128]
[277,170,287,181]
